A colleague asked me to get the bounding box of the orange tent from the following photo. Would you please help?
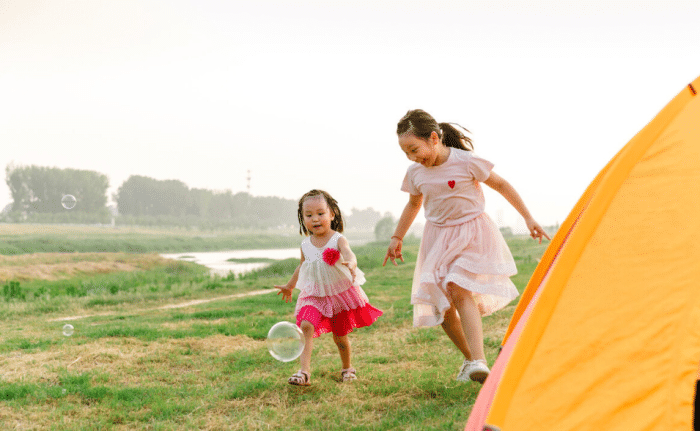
[466,75,700,431]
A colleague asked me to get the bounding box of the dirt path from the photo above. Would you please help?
[47,288,275,322]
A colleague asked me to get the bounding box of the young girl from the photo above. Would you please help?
[275,189,383,386]
[383,109,550,383]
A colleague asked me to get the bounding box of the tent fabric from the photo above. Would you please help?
[501,150,619,345]
[466,216,578,431]
[466,76,700,431]
[466,162,612,430]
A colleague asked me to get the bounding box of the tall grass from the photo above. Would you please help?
[0,236,547,430]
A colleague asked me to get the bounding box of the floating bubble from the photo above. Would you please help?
[266,321,304,362]
[61,194,77,210]
[62,324,74,337]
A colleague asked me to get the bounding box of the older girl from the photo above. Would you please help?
[383,109,549,383]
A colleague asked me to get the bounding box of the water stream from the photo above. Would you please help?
[161,248,300,277]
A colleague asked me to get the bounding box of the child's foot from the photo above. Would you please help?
[456,359,490,383]
[341,367,357,382]
[288,370,311,386]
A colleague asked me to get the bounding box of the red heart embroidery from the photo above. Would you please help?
[448,180,456,189]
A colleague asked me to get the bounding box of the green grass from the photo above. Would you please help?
[0,224,380,256]
[0,224,305,255]
[0,236,546,430]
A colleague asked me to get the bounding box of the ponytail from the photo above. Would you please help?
[439,122,474,151]
[397,109,474,151]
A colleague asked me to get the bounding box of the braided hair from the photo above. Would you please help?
[297,189,344,235]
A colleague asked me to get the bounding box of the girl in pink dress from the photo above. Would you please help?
[276,189,382,386]
[383,109,549,383]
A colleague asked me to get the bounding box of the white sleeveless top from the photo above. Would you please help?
[295,232,366,298]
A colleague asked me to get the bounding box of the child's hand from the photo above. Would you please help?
[383,237,404,266]
[274,284,293,303]
[526,219,551,244]
[342,260,357,282]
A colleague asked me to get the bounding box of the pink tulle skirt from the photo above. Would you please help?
[294,260,382,337]
[297,301,383,338]
[412,212,519,327]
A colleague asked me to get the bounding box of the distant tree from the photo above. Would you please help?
[115,176,155,216]
[115,175,189,217]
[223,192,296,228]
[347,207,382,230]
[159,179,190,216]
[5,164,108,214]
[114,177,299,227]
[374,216,396,241]
[250,195,297,228]
[206,189,235,219]
[187,188,213,217]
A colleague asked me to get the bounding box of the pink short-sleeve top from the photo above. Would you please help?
[401,148,494,226]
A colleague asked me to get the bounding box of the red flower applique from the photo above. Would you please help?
[322,248,341,266]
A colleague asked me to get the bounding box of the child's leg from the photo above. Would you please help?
[333,333,352,369]
[299,320,315,373]
[447,282,486,361]
[440,305,473,361]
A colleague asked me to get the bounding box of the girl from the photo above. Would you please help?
[275,189,383,386]
[383,109,550,383]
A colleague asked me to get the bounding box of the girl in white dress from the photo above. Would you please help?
[383,109,549,383]
[276,190,382,386]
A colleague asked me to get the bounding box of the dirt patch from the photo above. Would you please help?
[0,334,262,384]
[0,252,168,281]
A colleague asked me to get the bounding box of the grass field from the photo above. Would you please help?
[0,224,309,255]
[0,227,548,431]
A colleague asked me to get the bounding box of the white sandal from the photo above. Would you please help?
[341,367,357,382]
[288,370,311,386]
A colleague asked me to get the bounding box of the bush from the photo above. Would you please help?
[374,216,397,241]
[3,281,25,301]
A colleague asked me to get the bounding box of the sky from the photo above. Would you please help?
[2,0,699,233]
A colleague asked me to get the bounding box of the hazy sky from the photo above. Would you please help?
[2,0,699,232]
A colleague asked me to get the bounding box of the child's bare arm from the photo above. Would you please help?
[274,248,304,303]
[384,193,423,266]
[483,171,550,243]
[338,236,357,281]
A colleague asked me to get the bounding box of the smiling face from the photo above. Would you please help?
[398,131,443,167]
[301,196,335,237]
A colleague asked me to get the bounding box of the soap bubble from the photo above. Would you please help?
[266,321,304,362]
[61,195,77,210]
[62,324,74,337]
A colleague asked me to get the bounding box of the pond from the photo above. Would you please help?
[161,248,300,277]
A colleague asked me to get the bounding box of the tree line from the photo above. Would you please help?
[3,164,386,230]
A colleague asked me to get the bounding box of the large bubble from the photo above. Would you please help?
[266,321,304,362]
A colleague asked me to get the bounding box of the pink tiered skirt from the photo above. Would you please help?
[295,265,382,338]
[412,213,518,327]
